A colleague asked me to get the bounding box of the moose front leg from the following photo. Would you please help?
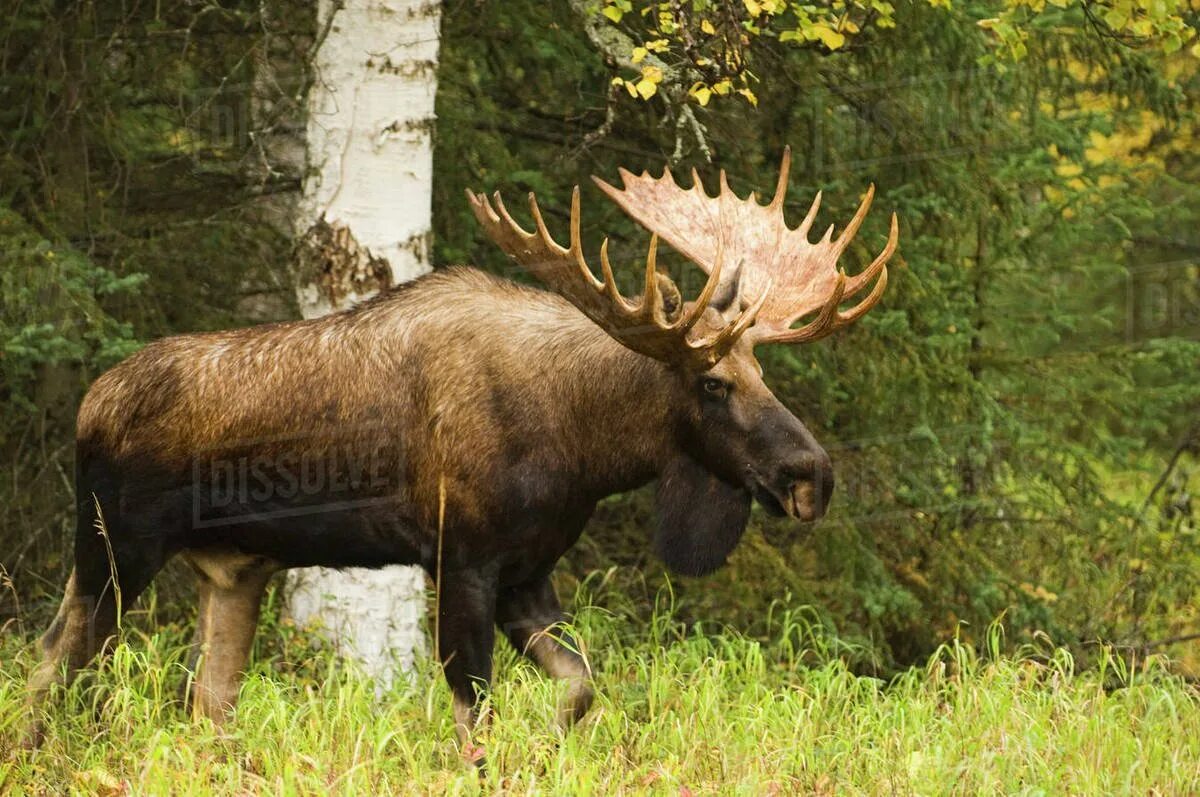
[182,550,275,727]
[436,568,499,763]
[496,576,594,729]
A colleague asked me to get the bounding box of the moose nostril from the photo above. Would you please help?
[792,454,834,507]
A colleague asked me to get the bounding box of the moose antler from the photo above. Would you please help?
[593,147,898,345]
[467,187,769,369]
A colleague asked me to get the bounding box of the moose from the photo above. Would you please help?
[25,149,897,755]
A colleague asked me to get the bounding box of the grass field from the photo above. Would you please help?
[2,583,1198,795]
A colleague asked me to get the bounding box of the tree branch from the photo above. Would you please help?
[568,0,710,162]
[1137,420,1200,522]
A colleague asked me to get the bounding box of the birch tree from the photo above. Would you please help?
[283,0,440,685]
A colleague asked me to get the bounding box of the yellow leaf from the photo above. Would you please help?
[1104,7,1129,29]
[712,78,733,95]
[641,65,664,83]
[631,46,648,64]
[743,0,763,17]
[602,5,623,23]
[737,87,758,106]
[701,18,716,34]
[635,78,658,100]
[623,79,638,98]
[692,85,713,106]
[812,23,846,49]
[645,38,670,52]
[841,19,860,33]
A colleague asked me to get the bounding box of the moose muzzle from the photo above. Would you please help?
[778,448,835,522]
[749,447,834,522]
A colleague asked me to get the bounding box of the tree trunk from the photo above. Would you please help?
[284,0,440,686]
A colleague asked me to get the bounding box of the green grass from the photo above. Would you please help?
[2,583,1198,795]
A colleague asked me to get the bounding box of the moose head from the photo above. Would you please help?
[468,147,897,575]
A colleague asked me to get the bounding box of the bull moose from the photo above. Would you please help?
[26,149,897,754]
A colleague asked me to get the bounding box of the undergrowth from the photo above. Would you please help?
[2,577,1198,795]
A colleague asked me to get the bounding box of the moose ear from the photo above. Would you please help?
[708,260,745,313]
[653,273,684,324]
[654,455,751,577]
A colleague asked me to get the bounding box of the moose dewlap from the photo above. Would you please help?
[26,149,897,763]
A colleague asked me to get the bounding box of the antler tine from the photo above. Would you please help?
[469,190,511,241]
[465,189,490,224]
[797,191,823,237]
[678,234,726,333]
[527,192,568,256]
[567,186,604,291]
[844,211,898,296]
[491,192,527,238]
[836,261,889,327]
[642,233,661,317]
[598,238,637,311]
[769,146,791,210]
[833,184,875,257]
[755,271,847,346]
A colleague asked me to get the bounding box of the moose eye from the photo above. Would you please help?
[702,378,728,400]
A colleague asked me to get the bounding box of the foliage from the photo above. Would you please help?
[0,205,144,412]
[588,0,1199,111]
[2,586,1199,792]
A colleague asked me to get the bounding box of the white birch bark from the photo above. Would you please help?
[284,0,440,686]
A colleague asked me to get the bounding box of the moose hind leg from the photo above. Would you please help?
[437,569,499,763]
[23,569,115,747]
[185,550,275,726]
[25,514,168,746]
[496,576,594,729]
